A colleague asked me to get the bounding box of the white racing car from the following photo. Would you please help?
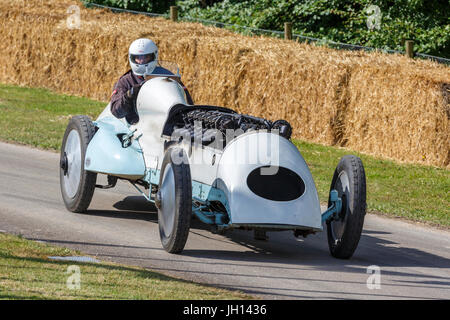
[60,62,366,259]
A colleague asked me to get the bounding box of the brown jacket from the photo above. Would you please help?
[110,70,144,125]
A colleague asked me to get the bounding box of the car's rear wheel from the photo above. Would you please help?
[157,147,192,253]
[60,115,97,213]
[326,155,366,259]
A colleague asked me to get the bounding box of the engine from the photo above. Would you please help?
[170,108,292,149]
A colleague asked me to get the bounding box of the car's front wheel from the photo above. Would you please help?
[60,115,97,213]
[157,146,192,254]
[326,155,366,259]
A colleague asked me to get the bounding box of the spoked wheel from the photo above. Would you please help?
[60,115,97,213]
[327,155,366,259]
[157,147,192,254]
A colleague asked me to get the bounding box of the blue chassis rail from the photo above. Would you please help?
[131,168,342,230]
[131,168,231,230]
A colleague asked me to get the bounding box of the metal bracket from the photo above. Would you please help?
[321,190,342,223]
[192,196,229,231]
[121,129,137,148]
[95,175,118,189]
[130,181,153,203]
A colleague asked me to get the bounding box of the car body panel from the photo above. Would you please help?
[215,131,323,230]
[85,116,146,180]
[130,77,188,171]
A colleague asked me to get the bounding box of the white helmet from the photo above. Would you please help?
[128,38,158,77]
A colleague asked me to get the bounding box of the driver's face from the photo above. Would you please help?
[135,55,151,64]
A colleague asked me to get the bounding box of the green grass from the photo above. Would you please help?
[0,232,252,300]
[0,84,105,150]
[0,83,448,227]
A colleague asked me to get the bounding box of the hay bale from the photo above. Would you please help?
[0,0,448,167]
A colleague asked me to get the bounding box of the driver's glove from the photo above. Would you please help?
[126,83,142,100]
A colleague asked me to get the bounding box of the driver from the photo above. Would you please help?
[110,38,192,124]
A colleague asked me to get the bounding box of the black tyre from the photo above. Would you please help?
[326,155,366,259]
[60,115,97,213]
[157,147,192,253]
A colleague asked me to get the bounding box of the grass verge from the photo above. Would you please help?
[0,232,252,300]
[0,83,448,227]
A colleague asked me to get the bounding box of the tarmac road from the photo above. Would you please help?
[0,141,449,299]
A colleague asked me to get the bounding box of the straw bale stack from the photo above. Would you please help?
[0,0,448,167]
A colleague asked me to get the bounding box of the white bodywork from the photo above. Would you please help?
[215,132,322,230]
[131,77,187,169]
[97,77,187,170]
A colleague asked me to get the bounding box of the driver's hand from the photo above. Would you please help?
[126,83,142,100]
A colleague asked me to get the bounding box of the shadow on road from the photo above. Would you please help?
[113,196,157,212]
[82,196,157,222]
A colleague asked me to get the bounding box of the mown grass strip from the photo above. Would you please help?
[0,84,104,150]
[0,232,252,300]
[0,83,448,227]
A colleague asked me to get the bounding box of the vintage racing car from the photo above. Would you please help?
[59,63,367,259]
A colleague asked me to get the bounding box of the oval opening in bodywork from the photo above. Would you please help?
[246,166,305,201]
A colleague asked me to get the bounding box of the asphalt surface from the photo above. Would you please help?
[0,141,449,299]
